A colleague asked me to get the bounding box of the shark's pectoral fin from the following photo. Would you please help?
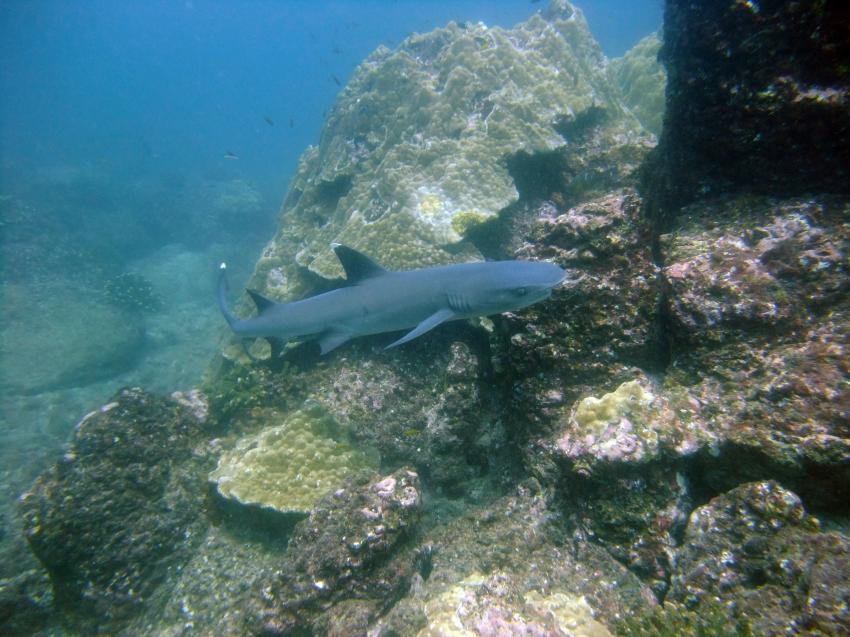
[385,308,456,350]
[318,331,353,355]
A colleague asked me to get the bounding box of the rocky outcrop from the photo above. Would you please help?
[644,0,850,227]
[669,481,850,636]
[610,33,666,137]
[376,485,656,636]
[250,469,422,636]
[18,388,211,634]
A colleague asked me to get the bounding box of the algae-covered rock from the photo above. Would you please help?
[610,33,665,137]
[209,401,379,515]
[250,469,422,636]
[376,487,656,636]
[207,334,504,499]
[659,195,850,509]
[18,388,210,634]
[496,190,659,431]
[417,574,613,637]
[536,374,697,597]
[668,481,850,636]
[248,0,651,300]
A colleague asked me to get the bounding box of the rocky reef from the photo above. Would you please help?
[6,1,850,636]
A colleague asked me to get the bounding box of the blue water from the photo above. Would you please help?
[0,0,660,205]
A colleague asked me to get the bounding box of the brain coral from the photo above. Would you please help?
[209,402,379,514]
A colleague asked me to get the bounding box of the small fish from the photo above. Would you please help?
[263,116,275,126]
[223,150,239,160]
[331,74,341,86]
[289,117,294,128]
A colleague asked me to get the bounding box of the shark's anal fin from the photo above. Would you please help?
[385,308,455,350]
[318,331,353,355]
[332,244,387,284]
[246,289,276,314]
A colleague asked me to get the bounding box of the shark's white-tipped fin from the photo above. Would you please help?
[220,262,227,270]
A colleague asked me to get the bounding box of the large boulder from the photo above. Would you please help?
[18,388,211,634]
[644,0,850,225]
[669,481,850,636]
[376,486,656,636]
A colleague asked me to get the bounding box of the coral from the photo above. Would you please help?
[609,33,666,137]
[417,575,613,636]
[209,401,379,514]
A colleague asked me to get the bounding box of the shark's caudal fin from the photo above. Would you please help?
[217,263,239,329]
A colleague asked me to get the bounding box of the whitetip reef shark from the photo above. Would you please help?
[218,244,566,357]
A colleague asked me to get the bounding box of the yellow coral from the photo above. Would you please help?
[450,210,489,237]
[574,380,654,429]
[209,402,379,513]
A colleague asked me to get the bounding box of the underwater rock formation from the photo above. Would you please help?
[11,1,850,635]
[669,481,850,636]
[18,388,211,634]
[375,486,656,635]
[609,33,665,137]
[250,469,422,636]
[644,0,850,225]
[247,0,652,300]
[660,195,850,510]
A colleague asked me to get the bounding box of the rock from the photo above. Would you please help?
[660,195,850,510]
[609,32,666,137]
[668,481,850,636]
[18,388,211,634]
[376,486,657,636]
[644,0,850,225]
[209,401,379,515]
[0,280,145,394]
[250,469,423,636]
[208,334,504,498]
[245,0,651,301]
[0,568,54,637]
[533,373,697,596]
[496,190,660,432]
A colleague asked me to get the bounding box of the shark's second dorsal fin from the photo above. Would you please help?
[333,244,387,283]
[246,289,276,314]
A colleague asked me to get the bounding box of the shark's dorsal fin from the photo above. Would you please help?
[333,244,387,283]
[246,289,276,314]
